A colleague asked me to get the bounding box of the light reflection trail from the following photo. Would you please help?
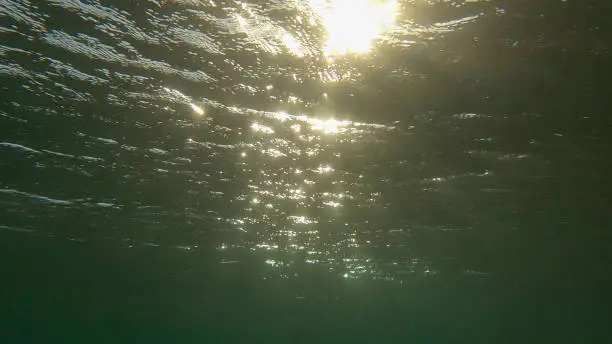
[150,2,487,282]
[218,100,407,282]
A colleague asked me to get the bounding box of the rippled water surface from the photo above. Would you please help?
[1,0,611,342]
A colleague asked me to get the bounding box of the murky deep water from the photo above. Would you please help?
[1,0,611,342]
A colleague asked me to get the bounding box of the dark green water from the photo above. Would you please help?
[1,0,611,342]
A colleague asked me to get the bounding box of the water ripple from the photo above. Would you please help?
[2,0,600,283]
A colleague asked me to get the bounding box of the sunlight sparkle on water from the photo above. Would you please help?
[311,0,398,55]
[315,165,334,174]
[251,122,274,134]
[310,118,349,134]
[273,112,291,121]
[324,201,342,208]
[189,103,205,116]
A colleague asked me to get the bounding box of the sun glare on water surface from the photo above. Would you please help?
[311,0,398,56]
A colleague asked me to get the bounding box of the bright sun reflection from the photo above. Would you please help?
[312,0,398,56]
[310,118,349,134]
[189,103,205,116]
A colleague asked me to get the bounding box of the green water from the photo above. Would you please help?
[1,0,611,342]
